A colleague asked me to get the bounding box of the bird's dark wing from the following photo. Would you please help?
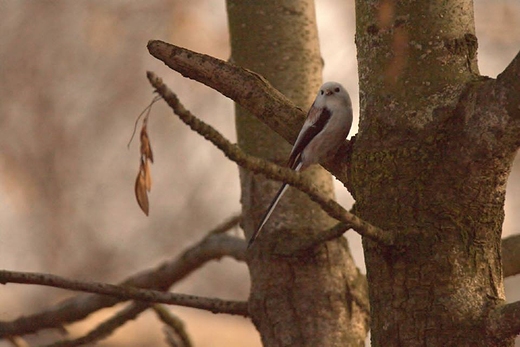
[248,106,332,248]
[287,106,332,169]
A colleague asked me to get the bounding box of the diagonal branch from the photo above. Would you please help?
[206,214,242,236]
[147,71,395,247]
[502,233,520,278]
[287,222,350,253]
[147,39,352,184]
[0,269,248,316]
[0,222,245,338]
[42,302,150,347]
[147,40,304,146]
[487,300,520,341]
[153,305,192,347]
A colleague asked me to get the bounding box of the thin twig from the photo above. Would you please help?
[153,305,192,347]
[6,336,29,347]
[42,302,150,347]
[0,269,249,316]
[206,214,242,237]
[0,229,246,338]
[295,223,351,253]
[146,71,395,247]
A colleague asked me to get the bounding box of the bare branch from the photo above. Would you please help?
[279,223,351,254]
[502,233,520,278]
[487,300,520,341]
[0,269,249,316]
[42,302,150,347]
[147,40,352,184]
[0,229,245,338]
[6,336,29,347]
[147,71,395,247]
[267,222,353,255]
[207,214,242,236]
[153,305,192,347]
[147,40,304,145]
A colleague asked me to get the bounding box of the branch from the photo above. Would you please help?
[270,222,351,255]
[147,40,304,146]
[206,214,242,236]
[42,302,150,347]
[0,269,248,316]
[153,305,192,347]
[487,300,520,341]
[502,233,520,277]
[44,304,195,347]
[5,336,29,347]
[297,223,350,252]
[0,223,245,337]
[496,50,520,122]
[147,39,352,184]
[147,71,395,247]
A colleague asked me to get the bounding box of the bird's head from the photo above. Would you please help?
[316,81,351,109]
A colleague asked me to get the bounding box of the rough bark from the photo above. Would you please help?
[354,0,519,346]
[226,1,368,346]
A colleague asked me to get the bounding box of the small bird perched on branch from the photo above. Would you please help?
[248,81,353,248]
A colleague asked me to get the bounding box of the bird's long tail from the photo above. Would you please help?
[248,162,303,248]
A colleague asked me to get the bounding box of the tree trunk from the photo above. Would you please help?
[227,1,368,346]
[354,0,517,345]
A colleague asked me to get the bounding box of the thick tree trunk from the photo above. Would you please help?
[227,1,368,346]
[354,0,517,346]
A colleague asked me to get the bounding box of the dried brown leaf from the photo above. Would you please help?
[144,160,152,192]
[140,125,154,163]
[133,109,156,215]
[135,163,149,216]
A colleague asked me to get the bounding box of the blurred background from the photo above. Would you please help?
[0,0,519,346]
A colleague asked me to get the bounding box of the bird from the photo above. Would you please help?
[248,81,353,248]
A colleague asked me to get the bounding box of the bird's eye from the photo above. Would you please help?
[320,90,324,95]
[334,87,340,93]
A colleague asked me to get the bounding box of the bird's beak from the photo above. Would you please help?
[325,89,333,96]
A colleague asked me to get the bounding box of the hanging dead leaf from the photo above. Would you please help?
[135,160,150,216]
[140,125,154,163]
[131,98,159,216]
[144,159,152,192]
